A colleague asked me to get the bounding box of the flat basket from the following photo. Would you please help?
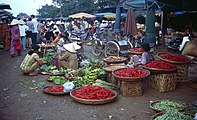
[102,56,128,64]
[70,88,118,105]
[150,100,186,113]
[42,86,68,95]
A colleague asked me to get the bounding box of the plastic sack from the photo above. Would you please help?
[63,82,75,93]
[16,40,22,52]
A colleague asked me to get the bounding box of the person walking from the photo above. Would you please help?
[18,19,29,51]
[10,19,21,57]
[0,18,10,50]
[31,15,38,46]
[26,17,34,48]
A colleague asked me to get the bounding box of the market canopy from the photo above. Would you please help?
[68,12,96,19]
[95,12,127,19]
[0,3,11,10]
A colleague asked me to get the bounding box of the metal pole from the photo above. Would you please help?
[60,0,62,18]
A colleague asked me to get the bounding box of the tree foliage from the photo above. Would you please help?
[37,0,122,18]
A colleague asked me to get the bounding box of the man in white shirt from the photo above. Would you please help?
[31,15,38,46]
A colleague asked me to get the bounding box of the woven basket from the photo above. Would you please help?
[42,86,68,95]
[150,100,186,113]
[103,65,128,84]
[151,112,193,120]
[103,56,128,64]
[156,52,190,82]
[112,68,150,96]
[148,72,177,92]
[70,88,118,105]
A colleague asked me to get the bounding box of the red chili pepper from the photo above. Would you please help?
[129,48,144,53]
[72,85,115,100]
[159,53,189,62]
[45,86,64,92]
[144,60,176,70]
[114,68,148,77]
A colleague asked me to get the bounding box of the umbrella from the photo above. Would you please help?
[114,6,121,33]
[68,12,96,19]
[124,7,137,36]
[0,3,11,9]
[144,6,156,47]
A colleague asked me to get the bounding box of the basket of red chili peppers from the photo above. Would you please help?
[70,85,117,105]
[156,52,190,64]
[156,52,191,82]
[112,68,150,81]
[143,60,177,73]
[112,68,150,96]
[128,47,144,55]
[43,85,68,95]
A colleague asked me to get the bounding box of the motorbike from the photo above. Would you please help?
[167,33,184,52]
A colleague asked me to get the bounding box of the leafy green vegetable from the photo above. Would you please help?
[153,100,185,111]
[154,110,193,120]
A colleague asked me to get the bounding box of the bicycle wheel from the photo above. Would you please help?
[104,41,120,57]
[92,39,103,56]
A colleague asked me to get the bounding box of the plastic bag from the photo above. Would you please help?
[63,82,75,93]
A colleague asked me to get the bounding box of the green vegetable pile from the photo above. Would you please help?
[41,49,56,66]
[40,65,57,73]
[154,110,193,120]
[93,79,120,93]
[48,76,68,85]
[153,100,185,111]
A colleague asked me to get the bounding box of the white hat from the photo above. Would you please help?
[56,21,61,25]
[10,19,19,25]
[72,42,81,50]
[155,22,160,27]
[63,43,77,53]
[18,19,25,25]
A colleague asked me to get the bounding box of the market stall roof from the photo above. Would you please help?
[68,12,96,19]
[0,3,11,10]
[95,12,127,19]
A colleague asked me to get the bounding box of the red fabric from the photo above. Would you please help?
[15,40,22,52]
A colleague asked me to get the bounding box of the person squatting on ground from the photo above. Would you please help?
[20,45,45,76]
[57,43,80,70]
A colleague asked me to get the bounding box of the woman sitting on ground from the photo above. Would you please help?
[20,45,45,76]
[131,42,154,67]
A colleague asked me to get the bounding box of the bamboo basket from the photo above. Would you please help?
[112,68,150,97]
[156,52,190,83]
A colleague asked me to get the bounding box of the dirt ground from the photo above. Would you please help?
[0,45,197,120]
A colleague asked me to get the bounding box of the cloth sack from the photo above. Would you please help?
[16,40,22,52]
[182,40,197,58]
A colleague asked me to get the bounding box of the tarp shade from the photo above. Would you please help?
[69,12,96,18]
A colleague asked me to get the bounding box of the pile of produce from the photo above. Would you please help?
[71,85,115,100]
[44,86,64,93]
[39,65,57,73]
[103,56,127,63]
[48,76,68,85]
[64,69,77,80]
[93,79,119,93]
[144,60,176,70]
[154,110,193,120]
[73,68,105,87]
[129,47,143,53]
[159,53,189,62]
[114,68,148,78]
[152,100,185,111]
[41,49,56,65]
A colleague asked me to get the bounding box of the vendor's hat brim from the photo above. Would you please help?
[18,19,25,25]
[72,42,81,50]
[10,19,19,25]
[63,43,77,53]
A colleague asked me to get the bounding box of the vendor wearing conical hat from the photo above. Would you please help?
[58,43,80,70]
